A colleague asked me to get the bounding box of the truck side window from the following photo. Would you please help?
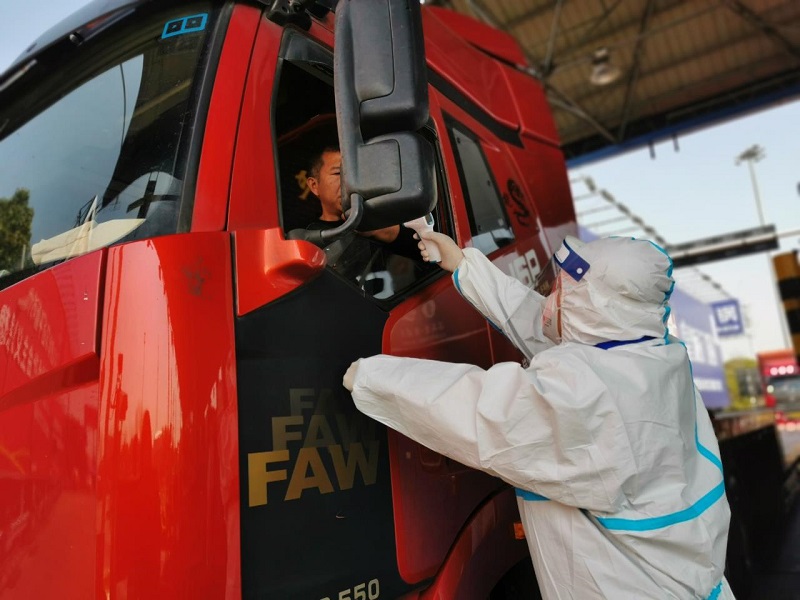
[446,121,514,255]
[273,31,447,304]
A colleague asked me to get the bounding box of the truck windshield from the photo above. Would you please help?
[0,3,219,290]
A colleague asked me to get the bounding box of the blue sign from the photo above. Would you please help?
[711,299,744,336]
[710,299,744,336]
[671,289,730,410]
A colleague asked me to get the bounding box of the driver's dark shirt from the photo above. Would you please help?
[305,219,420,282]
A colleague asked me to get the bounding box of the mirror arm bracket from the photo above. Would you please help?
[264,0,336,29]
[293,194,364,247]
[318,194,363,242]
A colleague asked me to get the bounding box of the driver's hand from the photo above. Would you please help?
[359,225,400,243]
[418,231,464,273]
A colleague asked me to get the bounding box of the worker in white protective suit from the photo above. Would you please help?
[343,232,735,600]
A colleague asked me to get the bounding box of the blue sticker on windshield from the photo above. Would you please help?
[162,13,208,39]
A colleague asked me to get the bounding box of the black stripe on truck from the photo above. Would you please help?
[234,271,410,599]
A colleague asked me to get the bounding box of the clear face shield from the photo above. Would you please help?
[535,238,591,343]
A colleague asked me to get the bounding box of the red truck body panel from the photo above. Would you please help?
[0,251,104,407]
[99,233,241,597]
[0,252,104,597]
[192,4,261,233]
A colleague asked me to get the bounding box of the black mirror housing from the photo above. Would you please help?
[347,0,429,138]
[350,133,435,229]
[334,0,436,232]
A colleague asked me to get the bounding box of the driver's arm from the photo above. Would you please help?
[359,225,400,243]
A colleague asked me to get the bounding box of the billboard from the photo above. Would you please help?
[670,288,730,410]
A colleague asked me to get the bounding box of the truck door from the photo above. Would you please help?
[227,11,516,596]
[430,90,555,366]
[228,17,422,599]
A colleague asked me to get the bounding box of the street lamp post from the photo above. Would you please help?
[735,144,766,226]
[735,144,793,350]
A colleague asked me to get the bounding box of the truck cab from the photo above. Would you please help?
[0,1,575,597]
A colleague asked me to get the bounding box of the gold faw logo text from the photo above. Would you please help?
[248,388,379,507]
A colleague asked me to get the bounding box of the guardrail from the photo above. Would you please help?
[712,411,782,598]
[712,408,775,441]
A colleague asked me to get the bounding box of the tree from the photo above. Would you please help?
[0,188,34,273]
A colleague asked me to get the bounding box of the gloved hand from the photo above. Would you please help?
[418,231,464,273]
[343,359,361,392]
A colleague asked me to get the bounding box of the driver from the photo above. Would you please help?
[303,145,418,281]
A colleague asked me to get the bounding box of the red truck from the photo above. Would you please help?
[0,0,574,597]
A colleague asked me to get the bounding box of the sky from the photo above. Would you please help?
[2,0,798,358]
[570,101,800,357]
[0,0,92,72]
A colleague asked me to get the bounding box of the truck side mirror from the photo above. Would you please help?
[334,0,436,233]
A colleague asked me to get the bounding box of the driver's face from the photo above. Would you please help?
[308,150,342,220]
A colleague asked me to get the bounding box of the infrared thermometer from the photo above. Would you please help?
[404,213,440,263]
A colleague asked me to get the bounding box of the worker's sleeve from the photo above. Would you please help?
[453,248,554,360]
[350,353,632,513]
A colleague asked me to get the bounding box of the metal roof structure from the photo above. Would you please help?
[443,0,800,165]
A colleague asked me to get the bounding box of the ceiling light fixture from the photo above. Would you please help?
[589,48,621,86]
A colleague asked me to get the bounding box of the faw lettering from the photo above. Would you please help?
[248,450,290,506]
[329,441,379,489]
[272,416,303,450]
[285,447,335,500]
[248,390,380,507]
[249,441,380,506]
[305,414,336,447]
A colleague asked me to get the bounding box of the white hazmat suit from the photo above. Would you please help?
[346,235,734,599]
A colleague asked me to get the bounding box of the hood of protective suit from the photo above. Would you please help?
[557,236,674,346]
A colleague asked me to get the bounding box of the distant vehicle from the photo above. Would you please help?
[758,349,800,429]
